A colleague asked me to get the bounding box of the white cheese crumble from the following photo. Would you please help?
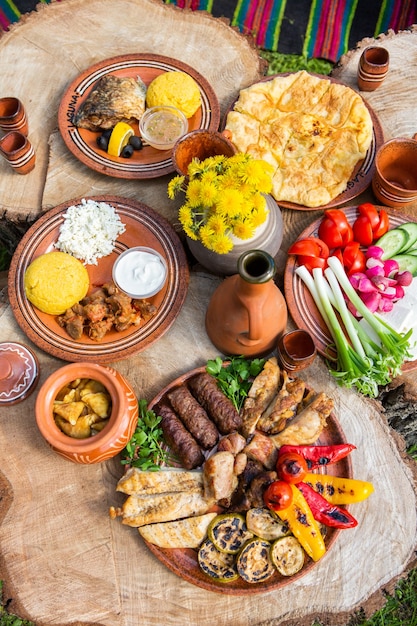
[55,198,126,265]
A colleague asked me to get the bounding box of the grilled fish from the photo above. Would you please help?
[73,74,147,131]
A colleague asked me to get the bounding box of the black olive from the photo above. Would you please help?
[129,135,143,150]
[102,128,113,139]
[96,135,109,150]
[121,144,134,158]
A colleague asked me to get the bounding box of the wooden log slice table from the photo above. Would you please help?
[1,7,417,625]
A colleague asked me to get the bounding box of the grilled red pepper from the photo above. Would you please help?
[278,443,356,471]
[297,482,358,529]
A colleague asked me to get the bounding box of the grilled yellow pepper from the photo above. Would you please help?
[275,483,326,562]
[303,473,374,505]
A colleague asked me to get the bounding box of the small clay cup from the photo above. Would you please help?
[277,329,317,372]
[172,129,236,176]
[35,362,138,464]
[0,130,35,174]
[372,138,417,208]
[357,46,389,91]
[0,97,29,135]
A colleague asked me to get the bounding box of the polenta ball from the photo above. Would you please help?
[146,71,201,119]
[24,251,89,315]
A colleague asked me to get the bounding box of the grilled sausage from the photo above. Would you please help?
[157,403,204,469]
[167,385,219,450]
[188,373,242,434]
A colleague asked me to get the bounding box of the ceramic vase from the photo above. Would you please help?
[186,195,284,276]
[205,249,288,357]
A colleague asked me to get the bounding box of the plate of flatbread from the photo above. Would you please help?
[223,71,384,210]
[58,54,220,179]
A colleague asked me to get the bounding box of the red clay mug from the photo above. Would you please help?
[357,46,389,92]
[0,97,29,135]
[0,130,36,174]
[372,137,417,208]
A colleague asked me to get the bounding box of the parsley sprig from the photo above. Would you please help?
[121,399,171,471]
[206,355,266,412]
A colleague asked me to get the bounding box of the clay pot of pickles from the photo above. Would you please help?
[205,249,288,357]
[35,362,138,464]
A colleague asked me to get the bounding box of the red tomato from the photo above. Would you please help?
[263,480,293,511]
[331,248,344,265]
[288,237,330,258]
[276,452,308,484]
[318,217,344,249]
[357,203,380,229]
[295,255,327,273]
[352,215,374,246]
[372,209,390,239]
[323,209,351,236]
[343,241,366,275]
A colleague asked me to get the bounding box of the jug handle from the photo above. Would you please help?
[235,292,264,346]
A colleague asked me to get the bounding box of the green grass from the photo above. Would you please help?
[0,51,416,626]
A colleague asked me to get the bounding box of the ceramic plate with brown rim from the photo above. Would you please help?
[284,206,417,372]
[140,364,352,595]
[58,54,220,179]
[8,196,189,363]
[221,72,384,211]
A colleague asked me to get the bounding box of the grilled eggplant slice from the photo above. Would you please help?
[270,536,305,576]
[198,537,239,583]
[236,538,275,583]
[207,514,253,554]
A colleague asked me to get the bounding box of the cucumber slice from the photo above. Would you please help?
[236,538,276,583]
[390,254,417,277]
[198,537,239,582]
[270,536,305,576]
[398,223,417,252]
[208,513,253,554]
[376,228,409,260]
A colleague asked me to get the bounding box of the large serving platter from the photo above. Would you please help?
[8,196,189,363]
[142,364,353,595]
[222,73,384,211]
[284,207,417,372]
[58,54,220,179]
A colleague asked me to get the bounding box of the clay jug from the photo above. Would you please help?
[205,249,288,357]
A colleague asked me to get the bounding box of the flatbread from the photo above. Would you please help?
[225,71,373,208]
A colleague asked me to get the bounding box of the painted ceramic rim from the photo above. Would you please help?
[58,54,220,179]
[284,206,417,372]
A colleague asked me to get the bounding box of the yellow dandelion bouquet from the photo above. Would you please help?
[168,153,274,254]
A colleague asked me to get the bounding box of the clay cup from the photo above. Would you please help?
[172,129,236,176]
[357,46,389,91]
[372,138,417,208]
[277,329,317,372]
[0,97,29,135]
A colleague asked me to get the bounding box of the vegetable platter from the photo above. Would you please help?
[114,362,358,595]
[284,206,417,389]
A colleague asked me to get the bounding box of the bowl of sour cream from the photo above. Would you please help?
[112,246,167,299]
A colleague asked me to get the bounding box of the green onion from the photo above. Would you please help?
[296,257,412,397]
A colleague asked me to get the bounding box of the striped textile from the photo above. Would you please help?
[1,0,416,62]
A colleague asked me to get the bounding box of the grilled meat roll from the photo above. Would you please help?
[167,385,219,450]
[157,402,204,469]
[188,373,242,434]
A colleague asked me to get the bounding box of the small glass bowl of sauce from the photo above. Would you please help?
[139,105,188,151]
[112,246,167,299]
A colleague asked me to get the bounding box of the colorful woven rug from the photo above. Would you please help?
[1,0,416,61]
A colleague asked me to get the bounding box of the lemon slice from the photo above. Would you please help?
[107,122,134,157]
